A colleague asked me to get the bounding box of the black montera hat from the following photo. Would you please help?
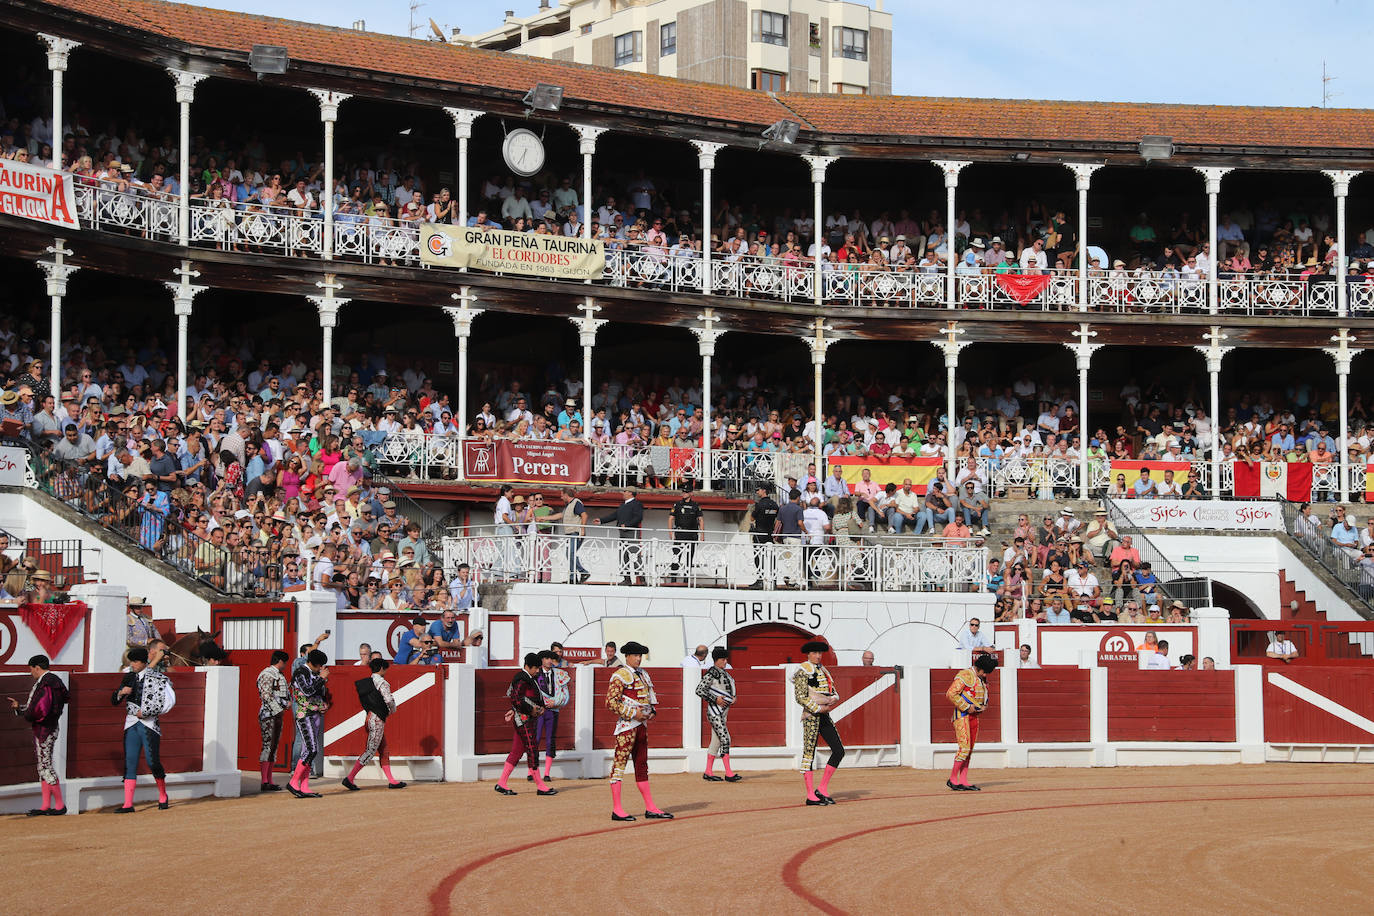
[801,640,829,654]
[621,641,649,656]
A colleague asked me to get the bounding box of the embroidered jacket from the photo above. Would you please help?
[606,665,657,735]
[257,665,291,719]
[792,661,837,717]
[946,667,989,721]
[291,666,330,719]
[695,665,736,713]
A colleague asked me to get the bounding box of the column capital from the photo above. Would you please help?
[691,313,726,357]
[571,298,607,346]
[1064,323,1101,370]
[444,287,484,337]
[692,140,726,170]
[801,155,837,184]
[932,159,972,188]
[804,319,836,365]
[306,295,351,327]
[163,263,206,316]
[1196,326,1234,373]
[38,33,80,71]
[1323,329,1363,375]
[167,68,208,104]
[307,89,351,122]
[1193,166,1233,195]
[1322,169,1362,198]
[1064,162,1102,192]
[444,107,483,139]
[37,260,78,297]
[573,124,607,156]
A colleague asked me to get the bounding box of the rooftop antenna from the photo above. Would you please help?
[408,0,426,38]
[1322,60,1339,108]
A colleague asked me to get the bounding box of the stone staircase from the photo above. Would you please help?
[1280,570,1374,659]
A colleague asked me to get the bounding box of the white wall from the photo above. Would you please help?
[0,490,212,630]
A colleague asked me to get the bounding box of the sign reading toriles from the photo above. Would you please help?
[463,440,591,485]
[0,159,79,229]
[718,599,830,634]
[420,224,604,280]
[1112,499,1283,531]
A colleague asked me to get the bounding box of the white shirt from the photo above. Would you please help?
[1066,570,1100,596]
[680,654,709,669]
[1145,652,1171,670]
[1155,480,1181,498]
[802,506,830,545]
[1269,639,1298,657]
[1018,247,1048,271]
[956,629,994,650]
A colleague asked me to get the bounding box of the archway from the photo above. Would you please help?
[728,623,834,667]
[1209,580,1262,620]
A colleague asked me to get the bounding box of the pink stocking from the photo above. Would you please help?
[50,782,64,810]
[950,758,962,784]
[40,782,51,810]
[722,755,736,778]
[155,778,168,804]
[260,762,272,784]
[531,768,550,791]
[380,762,397,784]
[122,778,135,808]
[611,781,628,816]
[542,757,553,779]
[347,761,364,781]
[818,764,837,795]
[289,761,307,790]
[497,761,515,790]
[636,779,662,814]
[704,754,716,776]
[804,770,818,800]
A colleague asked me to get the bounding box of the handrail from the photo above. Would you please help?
[1102,494,1213,609]
[66,184,1365,316]
[1276,498,1374,619]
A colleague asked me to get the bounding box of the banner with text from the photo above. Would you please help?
[0,158,80,229]
[0,445,29,487]
[1113,499,1284,531]
[462,439,591,485]
[420,223,604,280]
[827,455,942,494]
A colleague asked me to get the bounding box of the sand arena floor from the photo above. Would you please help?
[10,763,1372,914]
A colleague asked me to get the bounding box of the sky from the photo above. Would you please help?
[202,0,1373,108]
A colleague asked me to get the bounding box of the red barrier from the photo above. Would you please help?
[0,674,36,785]
[473,668,577,755]
[592,667,683,750]
[1107,670,1235,741]
[1262,667,1374,744]
[830,667,901,746]
[322,665,445,758]
[1018,669,1092,742]
[696,668,786,748]
[930,668,1002,744]
[66,671,205,778]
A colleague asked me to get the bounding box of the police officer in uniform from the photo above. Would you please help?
[749,484,779,589]
[668,483,703,583]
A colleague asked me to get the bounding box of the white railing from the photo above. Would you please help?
[441,525,987,592]
[67,185,1365,316]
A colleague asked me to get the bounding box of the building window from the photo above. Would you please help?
[614,31,642,66]
[833,82,866,94]
[660,22,676,56]
[751,69,786,92]
[580,23,592,35]
[752,10,788,46]
[809,22,821,54]
[833,26,868,61]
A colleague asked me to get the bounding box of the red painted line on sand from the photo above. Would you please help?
[780,791,1374,915]
[427,781,1372,913]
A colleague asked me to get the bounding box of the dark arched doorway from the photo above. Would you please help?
[727,624,835,667]
[1210,581,1262,620]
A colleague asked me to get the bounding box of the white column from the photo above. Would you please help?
[443,108,483,228]
[162,260,205,419]
[444,287,483,481]
[1323,170,1361,320]
[1195,328,1233,498]
[1066,324,1101,500]
[692,141,725,295]
[801,156,836,307]
[691,310,725,491]
[167,69,207,248]
[804,319,836,471]
[308,90,351,261]
[1324,330,1362,503]
[933,160,971,309]
[307,276,349,403]
[37,239,76,398]
[1065,163,1102,312]
[573,125,606,242]
[933,322,968,484]
[570,299,606,435]
[39,33,79,169]
[1194,167,1232,315]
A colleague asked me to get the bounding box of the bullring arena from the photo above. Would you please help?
[4,0,1374,911]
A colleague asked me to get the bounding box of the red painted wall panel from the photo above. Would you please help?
[1018,669,1092,742]
[830,667,901,746]
[322,665,445,758]
[1263,667,1374,744]
[68,671,205,778]
[0,674,38,785]
[473,667,578,756]
[930,668,1002,744]
[696,668,787,748]
[1107,670,1235,741]
[592,667,683,750]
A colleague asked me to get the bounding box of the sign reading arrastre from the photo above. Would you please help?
[1113,499,1283,531]
[420,224,604,280]
[463,440,591,484]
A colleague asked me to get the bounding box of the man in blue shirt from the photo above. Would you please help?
[1044,597,1072,624]
[393,618,430,665]
[426,610,463,663]
[1131,468,1157,498]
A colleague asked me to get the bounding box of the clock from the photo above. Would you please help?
[502,128,545,177]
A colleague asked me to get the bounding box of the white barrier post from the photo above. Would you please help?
[70,582,128,672]
[1233,664,1265,763]
[1000,664,1021,765]
[201,665,241,798]
[573,664,596,778]
[1089,666,1111,765]
[446,663,475,782]
[909,668,933,768]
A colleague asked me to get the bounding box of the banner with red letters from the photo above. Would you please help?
[0,158,80,229]
[462,440,591,484]
[1113,500,1284,531]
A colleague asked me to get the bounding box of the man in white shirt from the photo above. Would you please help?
[1145,639,1172,669]
[802,497,831,546]
[1154,468,1182,498]
[680,645,710,668]
[956,618,994,652]
[1065,561,1101,605]
[1018,238,1048,273]
[1266,631,1299,663]
[1016,645,1038,669]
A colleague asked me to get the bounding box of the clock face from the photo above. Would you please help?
[503,128,545,177]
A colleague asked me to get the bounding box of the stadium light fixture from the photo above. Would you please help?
[1139,135,1174,162]
[248,45,289,77]
[762,119,801,145]
[523,83,565,114]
